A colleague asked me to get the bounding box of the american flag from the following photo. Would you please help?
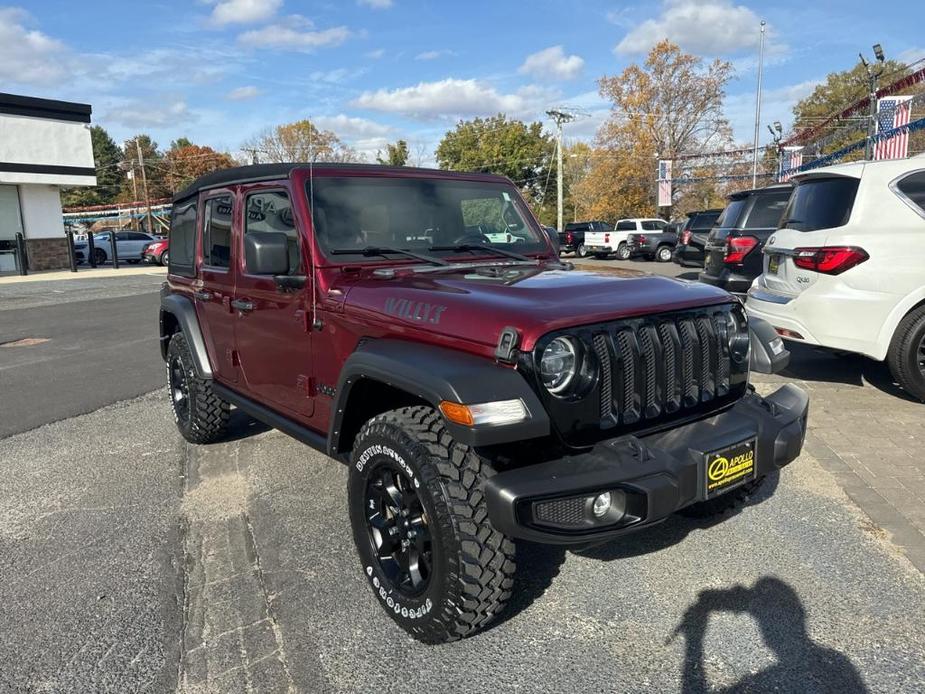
[657,159,672,207]
[780,147,803,182]
[874,97,913,160]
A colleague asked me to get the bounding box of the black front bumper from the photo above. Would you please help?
[485,384,808,544]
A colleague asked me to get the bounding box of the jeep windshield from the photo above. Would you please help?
[307,176,549,263]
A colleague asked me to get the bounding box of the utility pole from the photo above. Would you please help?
[861,43,886,160]
[136,139,154,234]
[546,109,576,233]
[751,20,767,188]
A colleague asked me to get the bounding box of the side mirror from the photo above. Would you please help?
[748,316,790,374]
[244,232,289,276]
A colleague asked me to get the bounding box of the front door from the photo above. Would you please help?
[195,191,239,383]
[232,184,314,417]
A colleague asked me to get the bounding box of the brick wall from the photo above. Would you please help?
[25,238,70,271]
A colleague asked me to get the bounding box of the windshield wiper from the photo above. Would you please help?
[330,246,449,266]
[429,244,533,262]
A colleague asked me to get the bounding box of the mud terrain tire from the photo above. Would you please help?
[166,332,229,443]
[348,406,515,644]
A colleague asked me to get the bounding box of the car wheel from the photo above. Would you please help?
[576,243,589,258]
[616,243,630,260]
[93,248,107,265]
[160,250,169,266]
[677,475,768,519]
[348,406,515,644]
[656,246,673,262]
[166,333,229,443]
[887,306,925,401]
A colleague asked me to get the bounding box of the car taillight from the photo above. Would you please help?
[636,235,647,244]
[566,232,573,242]
[724,235,758,264]
[604,233,610,243]
[792,246,869,275]
[680,229,691,245]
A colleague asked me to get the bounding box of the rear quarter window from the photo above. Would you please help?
[690,211,721,230]
[615,221,636,231]
[168,199,197,278]
[743,191,791,229]
[715,200,747,228]
[781,178,859,231]
[894,171,925,218]
[641,220,666,231]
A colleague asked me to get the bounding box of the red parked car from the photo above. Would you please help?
[158,163,807,643]
[143,238,169,266]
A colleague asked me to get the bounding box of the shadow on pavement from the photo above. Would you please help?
[670,576,867,693]
[780,343,916,402]
[222,408,272,442]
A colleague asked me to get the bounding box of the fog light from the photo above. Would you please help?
[592,492,612,517]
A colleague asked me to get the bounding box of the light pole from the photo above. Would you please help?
[861,43,886,160]
[546,109,576,233]
[751,20,767,188]
[767,121,783,181]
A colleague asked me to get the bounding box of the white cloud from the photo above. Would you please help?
[0,7,70,85]
[519,46,584,81]
[314,114,393,138]
[309,67,367,83]
[616,0,784,56]
[366,48,386,59]
[238,17,351,51]
[209,0,282,26]
[105,98,191,128]
[358,0,393,8]
[415,50,453,61]
[353,78,556,120]
[226,85,261,100]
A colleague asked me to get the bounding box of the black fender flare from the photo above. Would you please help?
[749,316,790,375]
[159,289,213,379]
[329,339,550,454]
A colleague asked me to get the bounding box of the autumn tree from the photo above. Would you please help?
[377,139,409,166]
[436,114,553,207]
[119,134,169,201]
[243,120,364,163]
[577,41,734,220]
[61,125,123,207]
[165,144,237,193]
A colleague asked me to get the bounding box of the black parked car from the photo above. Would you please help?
[626,221,680,261]
[672,208,723,267]
[699,185,792,294]
[559,220,612,258]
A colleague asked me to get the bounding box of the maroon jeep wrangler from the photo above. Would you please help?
[159,164,808,643]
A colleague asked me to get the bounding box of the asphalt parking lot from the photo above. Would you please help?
[2,264,925,692]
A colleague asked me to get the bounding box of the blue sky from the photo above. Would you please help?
[3,0,924,163]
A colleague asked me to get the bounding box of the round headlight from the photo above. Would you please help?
[540,337,578,395]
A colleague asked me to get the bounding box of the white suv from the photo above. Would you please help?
[585,218,667,259]
[746,157,925,400]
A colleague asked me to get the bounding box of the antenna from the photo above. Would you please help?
[308,119,320,331]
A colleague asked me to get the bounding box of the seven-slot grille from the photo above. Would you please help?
[590,310,734,426]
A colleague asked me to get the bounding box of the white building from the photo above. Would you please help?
[0,93,96,273]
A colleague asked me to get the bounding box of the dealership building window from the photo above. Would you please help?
[0,92,96,273]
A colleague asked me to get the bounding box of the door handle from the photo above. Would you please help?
[194,290,213,301]
[231,298,255,313]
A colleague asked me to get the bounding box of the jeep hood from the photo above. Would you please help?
[339,263,733,351]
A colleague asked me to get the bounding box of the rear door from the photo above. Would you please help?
[688,211,721,249]
[762,176,861,297]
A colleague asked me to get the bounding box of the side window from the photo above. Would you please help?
[115,232,129,241]
[895,171,925,218]
[244,190,301,275]
[202,195,233,269]
[616,221,636,231]
[641,220,665,231]
[128,232,149,241]
[168,199,197,277]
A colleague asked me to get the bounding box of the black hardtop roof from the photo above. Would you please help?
[727,182,792,200]
[172,162,510,202]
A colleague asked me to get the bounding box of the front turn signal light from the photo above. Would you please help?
[439,399,528,427]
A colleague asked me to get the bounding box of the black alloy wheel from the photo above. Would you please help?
[168,354,190,427]
[364,464,432,596]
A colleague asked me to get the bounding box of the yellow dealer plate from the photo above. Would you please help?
[705,439,756,499]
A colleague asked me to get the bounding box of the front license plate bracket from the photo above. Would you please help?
[704,439,757,499]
